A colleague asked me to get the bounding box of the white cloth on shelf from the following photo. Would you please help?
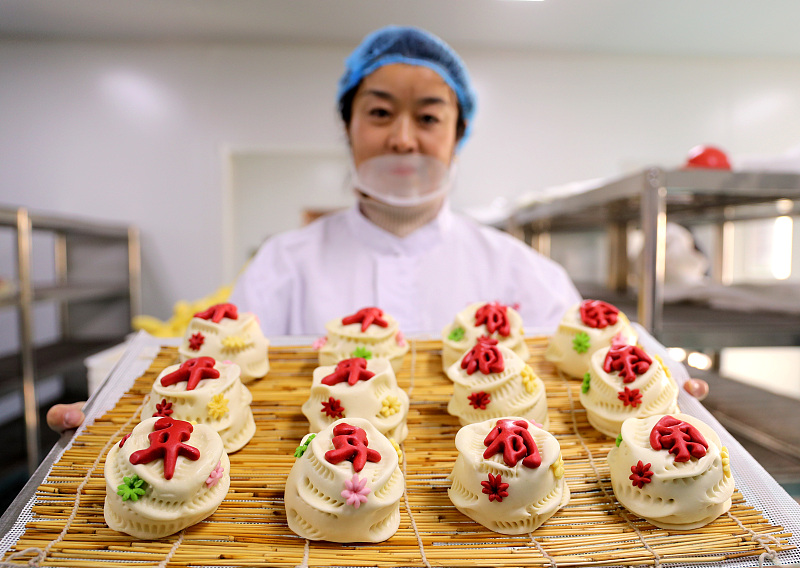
[663,281,800,314]
[228,204,581,336]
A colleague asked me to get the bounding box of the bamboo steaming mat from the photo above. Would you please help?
[2,336,798,568]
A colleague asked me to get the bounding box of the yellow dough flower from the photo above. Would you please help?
[380,395,402,417]
[222,335,251,352]
[521,365,537,394]
[390,438,403,462]
[654,354,672,379]
[207,394,229,420]
[552,455,565,480]
[721,446,732,478]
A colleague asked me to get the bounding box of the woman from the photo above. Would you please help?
[228,25,580,335]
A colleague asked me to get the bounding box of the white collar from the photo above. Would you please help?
[345,201,453,256]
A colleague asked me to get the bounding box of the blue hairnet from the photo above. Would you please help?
[337,26,477,147]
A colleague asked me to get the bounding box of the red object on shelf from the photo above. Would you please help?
[684,145,732,170]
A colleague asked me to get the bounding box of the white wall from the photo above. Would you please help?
[2,39,800,321]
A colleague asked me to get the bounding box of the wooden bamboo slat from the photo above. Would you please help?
[2,338,793,568]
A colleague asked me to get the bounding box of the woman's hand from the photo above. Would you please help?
[683,378,710,401]
[46,401,85,433]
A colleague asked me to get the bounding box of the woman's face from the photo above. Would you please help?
[347,63,461,169]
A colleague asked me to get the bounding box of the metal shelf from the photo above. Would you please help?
[512,167,800,343]
[0,206,140,475]
[0,338,124,396]
[514,169,800,229]
[33,283,130,304]
[0,208,131,239]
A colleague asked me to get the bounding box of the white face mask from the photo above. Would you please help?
[351,154,456,207]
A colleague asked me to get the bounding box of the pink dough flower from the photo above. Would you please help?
[396,331,407,347]
[206,461,224,488]
[611,332,628,349]
[341,474,371,508]
[312,336,327,350]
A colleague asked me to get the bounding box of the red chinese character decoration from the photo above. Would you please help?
[188,332,205,351]
[579,299,619,329]
[194,303,238,323]
[153,398,174,417]
[468,391,491,410]
[617,387,643,408]
[475,302,511,337]
[129,417,200,480]
[342,307,388,332]
[324,423,382,473]
[483,419,541,468]
[321,397,345,419]
[160,357,220,391]
[649,415,709,462]
[461,336,505,376]
[629,460,654,489]
[604,345,652,383]
[322,358,375,386]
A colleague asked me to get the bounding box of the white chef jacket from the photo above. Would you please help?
[228,204,581,337]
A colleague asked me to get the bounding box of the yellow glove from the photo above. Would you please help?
[132,284,233,338]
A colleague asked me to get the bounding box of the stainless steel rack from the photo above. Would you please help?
[511,167,800,344]
[0,207,141,474]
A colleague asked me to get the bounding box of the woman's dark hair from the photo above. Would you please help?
[338,84,467,142]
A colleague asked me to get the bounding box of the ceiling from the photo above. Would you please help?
[2,0,800,58]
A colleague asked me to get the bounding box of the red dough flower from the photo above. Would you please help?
[324,423,382,473]
[321,397,345,419]
[629,460,654,489]
[322,358,375,386]
[341,307,388,332]
[153,398,174,417]
[188,332,205,351]
[475,302,511,336]
[481,473,510,502]
[618,387,643,408]
[461,336,505,376]
[650,415,709,462]
[160,357,220,391]
[468,391,491,410]
[483,419,541,469]
[119,433,131,448]
[129,417,200,480]
[579,299,619,329]
[194,303,238,323]
[604,345,652,383]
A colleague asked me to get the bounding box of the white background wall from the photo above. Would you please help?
[2,39,800,321]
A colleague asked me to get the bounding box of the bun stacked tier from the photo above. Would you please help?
[447,338,549,430]
[302,357,409,442]
[545,299,636,379]
[179,303,269,383]
[608,413,735,530]
[448,417,569,534]
[104,416,230,539]
[318,307,408,373]
[442,302,528,372]
[579,344,678,438]
[284,418,404,543]
[142,357,255,453]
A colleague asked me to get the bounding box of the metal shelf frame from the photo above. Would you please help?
[512,167,800,341]
[0,206,141,474]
